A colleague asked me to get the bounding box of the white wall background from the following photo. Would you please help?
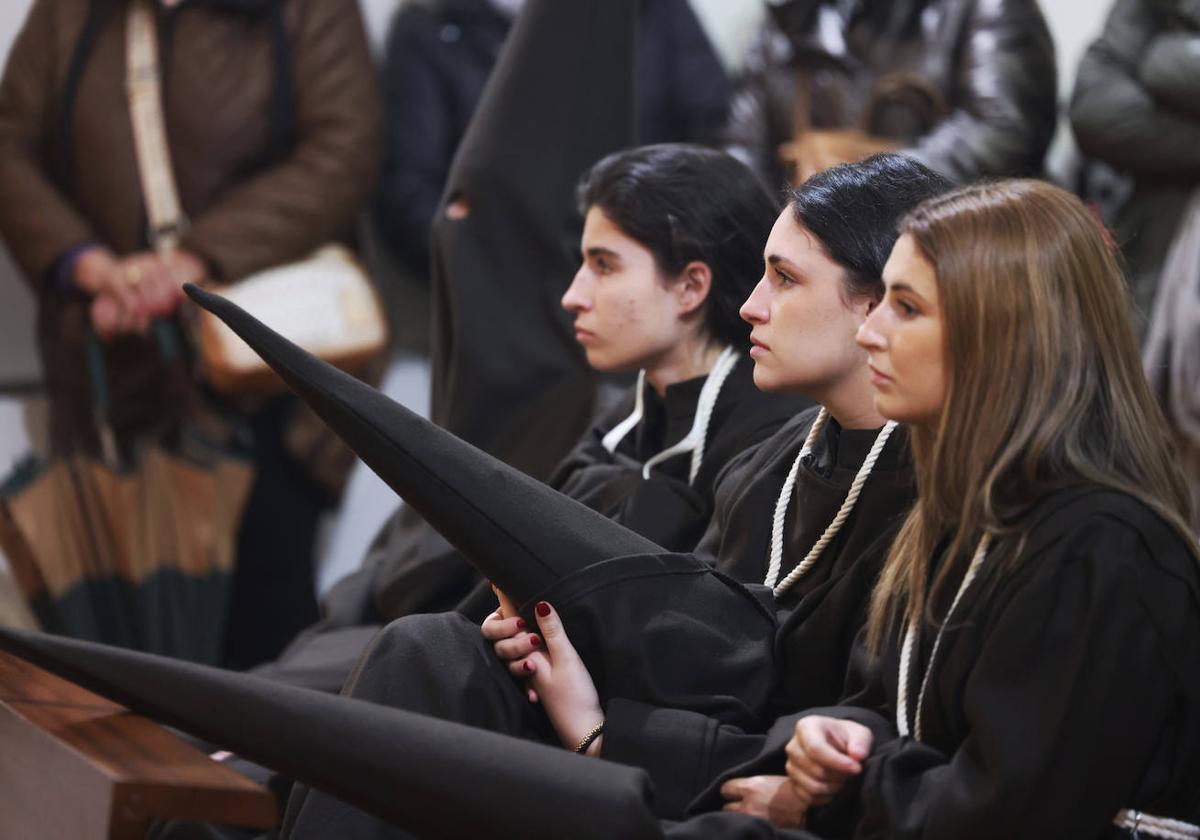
[0,0,1114,595]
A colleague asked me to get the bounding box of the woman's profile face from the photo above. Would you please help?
[739,211,872,396]
[562,207,695,373]
[857,234,946,425]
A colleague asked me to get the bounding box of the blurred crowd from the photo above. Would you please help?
[0,0,1197,667]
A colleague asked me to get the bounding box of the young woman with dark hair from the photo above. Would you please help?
[544,144,807,554]
[718,180,1200,838]
[439,145,807,625]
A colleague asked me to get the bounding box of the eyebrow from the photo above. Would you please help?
[886,280,930,304]
[585,246,621,261]
[766,254,795,271]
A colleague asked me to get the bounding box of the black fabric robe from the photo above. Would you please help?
[2,490,1193,838]
[603,409,915,816]
[425,0,635,483]
[679,486,1200,840]
[278,409,915,834]
[550,358,809,556]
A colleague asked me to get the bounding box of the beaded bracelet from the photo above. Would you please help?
[573,721,605,754]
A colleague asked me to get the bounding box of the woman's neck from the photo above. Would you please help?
[644,337,725,398]
[818,364,887,431]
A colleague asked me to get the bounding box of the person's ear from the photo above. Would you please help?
[675,261,712,317]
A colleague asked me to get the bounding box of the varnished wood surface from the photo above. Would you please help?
[0,649,277,839]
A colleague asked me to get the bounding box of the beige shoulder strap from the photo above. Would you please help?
[125,0,187,251]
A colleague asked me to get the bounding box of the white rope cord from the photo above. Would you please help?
[642,345,739,484]
[896,534,991,740]
[601,346,739,487]
[763,409,828,590]
[890,544,1200,838]
[601,370,645,454]
[1114,810,1200,839]
[764,410,898,598]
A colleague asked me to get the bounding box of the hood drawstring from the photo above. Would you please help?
[601,345,739,486]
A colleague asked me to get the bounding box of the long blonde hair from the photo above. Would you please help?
[867,180,1196,650]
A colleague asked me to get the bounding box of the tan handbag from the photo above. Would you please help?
[125,0,387,394]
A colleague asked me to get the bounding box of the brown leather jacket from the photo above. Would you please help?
[724,0,1058,188]
[0,0,381,454]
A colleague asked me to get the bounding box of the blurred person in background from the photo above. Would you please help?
[1070,0,1200,338]
[375,0,732,283]
[724,0,1057,188]
[0,0,381,668]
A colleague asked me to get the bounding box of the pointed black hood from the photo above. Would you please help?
[185,284,658,610]
[0,627,659,840]
[427,0,639,479]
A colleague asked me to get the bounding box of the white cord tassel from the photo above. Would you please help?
[765,409,898,597]
[763,409,828,590]
[896,534,990,740]
[601,370,646,454]
[640,345,739,484]
[603,347,739,487]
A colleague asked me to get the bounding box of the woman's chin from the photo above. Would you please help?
[750,364,780,392]
[872,393,932,427]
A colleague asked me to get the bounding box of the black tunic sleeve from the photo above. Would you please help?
[819,515,1198,839]
[602,693,784,819]
[548,390,712,551]
[551,369,807,554]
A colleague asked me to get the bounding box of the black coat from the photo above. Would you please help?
[603,410,916,816]
[376,0,732,279]
[679,487,1200,839]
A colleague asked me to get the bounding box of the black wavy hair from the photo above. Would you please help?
[789,153,953,301]
[576,144,779,346]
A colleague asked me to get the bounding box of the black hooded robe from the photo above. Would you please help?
[353,0,638,643]
[278,407,916,834]
[4,483,1194,837]
[674,487,1200,840]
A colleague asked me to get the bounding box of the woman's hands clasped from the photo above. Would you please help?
[481,591,604,756]
[784,715,873,807]
[73,246,207,340]
[721,715,874,828]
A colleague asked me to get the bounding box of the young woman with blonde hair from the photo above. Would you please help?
[754,179,1200,838]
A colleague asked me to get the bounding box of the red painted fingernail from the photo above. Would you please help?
[522,661,533,673]
[535,602,551,618]
[528,634,541,647]
[515,618,526,630]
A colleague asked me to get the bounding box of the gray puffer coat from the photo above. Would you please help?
[1070,0,1200,337]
